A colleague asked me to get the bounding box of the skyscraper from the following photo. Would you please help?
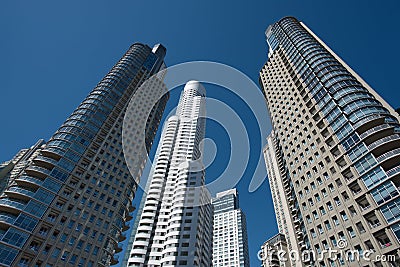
[126,80,213,267]
[212,188,250,267]
[259,17,400,267]
[0,43,169,267]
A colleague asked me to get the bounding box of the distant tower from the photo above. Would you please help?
[212,188,250,267]
[260,17,400,266]
[127,81,213,267]
[0,43,169,267]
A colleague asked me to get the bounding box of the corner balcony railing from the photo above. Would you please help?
[0,214,17,225]
[376,148,400,163]
[110,255,119,266]
[369,222,381,229]
[33,156,59,167]
[368,134,400,151]
[353,114,385,130]
[360,124,393,140]
[6,187,36,198]
[25,166,51,178]
[16,176,43,187]
[41,147,64,159]
[386,165,400,178]
[0,199,26,211]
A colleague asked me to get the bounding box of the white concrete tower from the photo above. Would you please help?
[127,81,213,267]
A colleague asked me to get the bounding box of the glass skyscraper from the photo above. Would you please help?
[212,189,250,267]
[260,17,400,267]
[126,81,213,267]
[0,43,169,266]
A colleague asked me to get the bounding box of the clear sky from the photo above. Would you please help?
[1,1,400,266]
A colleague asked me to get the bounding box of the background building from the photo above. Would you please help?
[261,233,290,267]
[212,188,250,267]
[0,43,169,267]
[126,81,213,267]
[259,17,400,267]
[0,140,45,195]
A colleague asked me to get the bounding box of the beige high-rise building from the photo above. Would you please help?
[260,17,400,267]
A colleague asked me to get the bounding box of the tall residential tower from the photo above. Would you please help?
[126,81,213,267]
[212,188,250,267]
[260,17,400,267]
[0,43,169,267]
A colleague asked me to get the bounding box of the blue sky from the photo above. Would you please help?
[1,1,400,266]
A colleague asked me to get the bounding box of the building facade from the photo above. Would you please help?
[126,81,213,267]
[0,140,45,195]
[263,134,304,267]
[260,17,400,267]
[212,188,250,267]
[261,233,291,267]
[0,43,169,267]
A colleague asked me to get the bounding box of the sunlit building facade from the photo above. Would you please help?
[260,17,400,267]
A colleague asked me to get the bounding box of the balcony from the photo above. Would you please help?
[0,214,17,225]
[125,213,133,222]
[380,242,392,249]
[386,165,400,178]
[368,134,400,151]
[128,203,135,212]
[15,176,43,187]
[376,147,400,170]
[25,166,51,179]
[5,187,36,199]
[114,243,123,253]
[354,114,386,133]
[0,199,26,211]
[110,255,119,266]
[360,204,371,211]
[33,156,59,169]
[41,147,63,160]
[369,222,381,229]
[122,223,130,232]
[359,124,394,144]
[118,233,127,242]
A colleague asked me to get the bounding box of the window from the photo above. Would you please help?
[92,246,99,256]
[381,198,400,223]
[76,240,84,249]
[371,181,398,205]
[347,227,356,238]
[340,211,348,221]
[52,248,61,258]
[347,142,368,162]
[354,153,377,175]
[324,220,332,230]
[61,251,69,261]
[69,254,78,264]
[332,216,340,226]
[85,244,92,252]
[1,228,29,248]
[361,167,387,189]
